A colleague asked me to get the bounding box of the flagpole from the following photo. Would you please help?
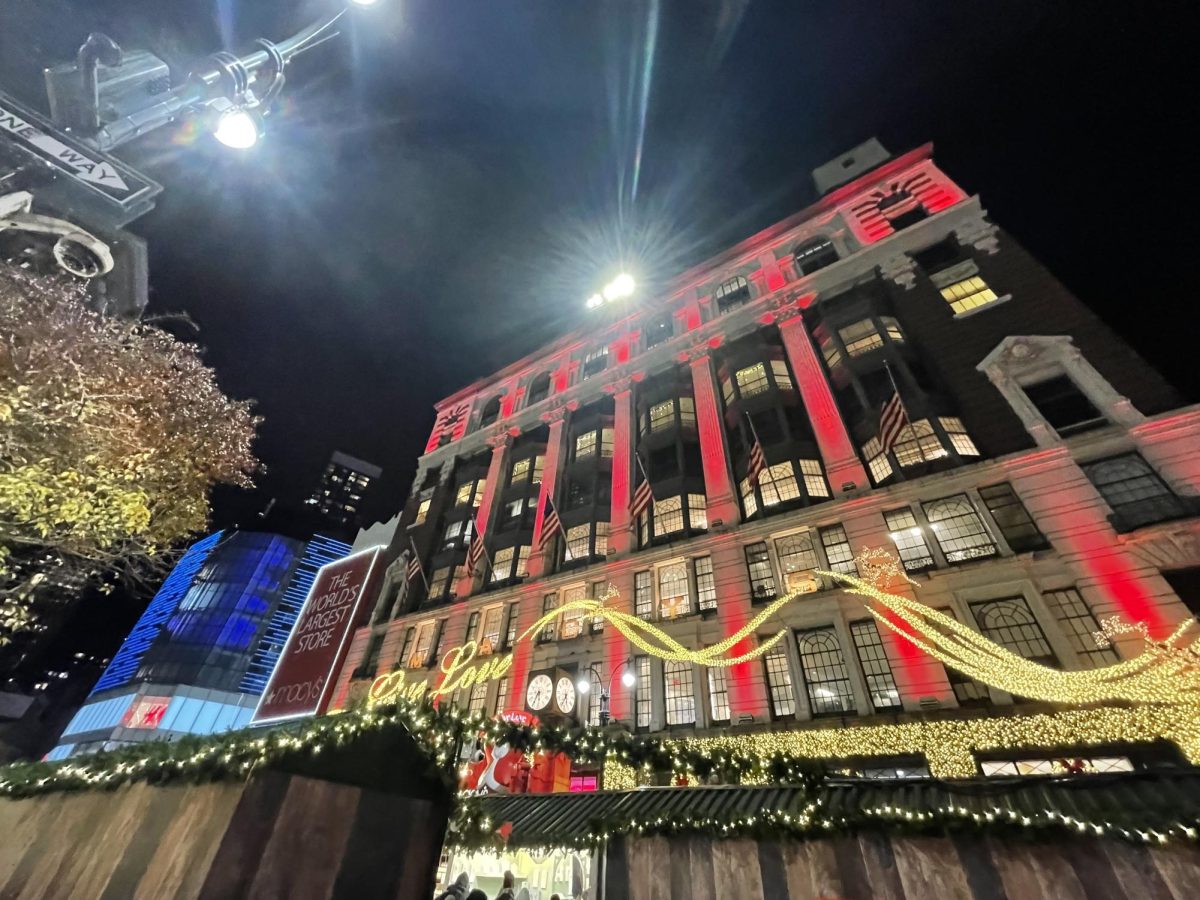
[882,360,909,419]
[471,514,494,574]
[630,450,653,532]
[744,411,763,448]
[408,534,430,592]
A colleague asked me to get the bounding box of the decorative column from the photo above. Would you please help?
[527,405,571,578]
[682,340,739,527]
[775,302,870,495]
[606,377,638,556]
[454,430,513,599]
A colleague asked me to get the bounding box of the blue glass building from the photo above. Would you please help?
[48,530,350,759]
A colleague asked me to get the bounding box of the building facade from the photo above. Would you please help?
[48,529,350,759]
[308,451,383,533]
[329,140,1200,778]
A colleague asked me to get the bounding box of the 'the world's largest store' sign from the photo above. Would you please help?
[251,546,384,725]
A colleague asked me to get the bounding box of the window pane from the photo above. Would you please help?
[531,454,545,484]
[679,398,696,427]
[880,316,905,344]
[564,523,591,562]
[795,627,857,715]
[1083,454,1186,530]
[819,525,857,575]
[540,593,558,641]
[745,542,777,602]
[940,275,999,315]
[695,556,717,611]
[759,461,801,507]
[883,507,935,571]
[414,498,431,525]
[735,362,770,397]
[493,677,508,716]
[560,584,587,638]
[739,477,759,519]
[774,533,820,594]
[707,666,730,722]
[635,656,653,728]
[652,495,684,536]
[821,336,843,370]
[1043,588,1119,668]
[850,620,902,711]
[600,427,614,457]
[634,571,653,620]
[649,400,676,432]
[658,562,691,619]
[491,547,514,582]
[892,419,947,467]
[970,597,1058,668]
[839,319,884,356]
[1023,375,1105,436]
[587,666,605,726]
[688,494,708,531]
[715,275,751,311]
[664,661,696,725]
[575,431,597,459]
[798,459,830,498]
[939,417,981,457]
[763,645,796,718]
[770,359,795,391]
[978,482,1049,553]
[510,458,530,483]
[922,494,997,563]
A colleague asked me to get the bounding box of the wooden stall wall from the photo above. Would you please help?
[0,770,448,900]
[602,832,1200,900]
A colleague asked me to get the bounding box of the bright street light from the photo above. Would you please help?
[576,677,591,694]
[348,0,381,5]
[621,670,637,688]
[586,272,637,310]
[213,108,260,149]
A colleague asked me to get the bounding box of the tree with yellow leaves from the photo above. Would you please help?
[0,266,260,648]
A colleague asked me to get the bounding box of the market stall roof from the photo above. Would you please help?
[470,770,1200,848]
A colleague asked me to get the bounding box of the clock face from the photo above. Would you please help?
[555,676,576,714]
[526,674,553,711]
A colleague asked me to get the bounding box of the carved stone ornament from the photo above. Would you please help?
[953,213,1001,255]
[878,253,918,291]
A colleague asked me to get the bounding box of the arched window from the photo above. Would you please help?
[479,396,502,427]
[794,237,839,276]
[714,275,751,313]
[527,372,552,406]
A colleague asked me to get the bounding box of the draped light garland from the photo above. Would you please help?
[821,549,1200,709]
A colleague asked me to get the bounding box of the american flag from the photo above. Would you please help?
[747,434,767,488]
[630,453,655,520]
[879,389,909,456]
[537,497,565,551]
[406,554,423,583]
[466,518,487,576]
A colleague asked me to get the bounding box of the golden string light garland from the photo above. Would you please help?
[820,548,1200,708]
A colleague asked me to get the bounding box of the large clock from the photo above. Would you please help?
[555,676,576,715]
[526,674,554,711]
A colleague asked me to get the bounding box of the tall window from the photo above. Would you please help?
[427,565,457,600]
[559,584,588,639]
[454,478,485,508]
[922,494,998,563]
[798,459,831,498]
[939,417,981,457]
[757,462,802,507]
[479,605,503,654]
[502,604,518,649]
[397,627,415,668]
[583,347,609,378]
[467,681,488,715]
[635,656,652,729]
[652,496,684,536]
[664,661,696,725]
[527,372,552,405]
[715,275,751,312]
[745,542,777,602]
[971,597,1058,668]
[587,666,605,726]
[940,274,999,315]
[883,508,935,571]
[658,562,691,619]
[634,570,653,620]
[978,482,1049,552]
[491,546,530,582]
[1083,453,1187,531]
[1023,375,1105,436]
[763,645,795,718]
[493,677,509,716]
[707,666,730,722]
[839,319,885,356]
[413,498,431,525]
[1043,588,1118,668]
[735,362,770,397]
[850,620,902,711]
[775,532,820,594]
[795,627,857,716]
[649,400,676,432]
[410,621,437,668]
[564,524,592,562]
[575,431,598,459]
[819,525,857,576]
[695,556,717,611]
[539,593,558,642]
[794,237,838,275]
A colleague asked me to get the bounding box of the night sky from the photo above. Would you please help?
[2,1,1196,652]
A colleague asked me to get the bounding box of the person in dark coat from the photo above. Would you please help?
[465,891,488,900]
[435,872,471,900]
[494,870,517,900]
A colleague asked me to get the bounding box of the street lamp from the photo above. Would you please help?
[584,272,636,310]
[212,107,261,150]
[579,660,636,726]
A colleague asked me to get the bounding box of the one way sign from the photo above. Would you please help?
[0,91,160,226]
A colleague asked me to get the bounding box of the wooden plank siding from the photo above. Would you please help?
[0,772,448,900]
[605,833,1200,900]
